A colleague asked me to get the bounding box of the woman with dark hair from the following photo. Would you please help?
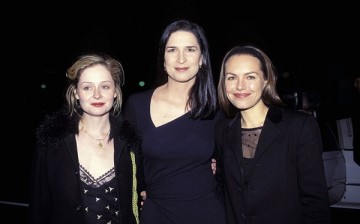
[124,20,226,224]
[215,45,331,224]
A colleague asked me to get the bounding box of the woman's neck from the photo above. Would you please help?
[156,83,189,107]
[240,103,269,129]
[79,115,110,135]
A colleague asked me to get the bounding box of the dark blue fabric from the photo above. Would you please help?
[124,89,226,224]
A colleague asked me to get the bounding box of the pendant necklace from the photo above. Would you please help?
[82,129,110,149]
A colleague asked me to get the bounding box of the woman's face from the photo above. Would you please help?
[164,30,203,84]
[224,54,267,111]
[75,64,116,116]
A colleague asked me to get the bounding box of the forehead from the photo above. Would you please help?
[167,31,199,47]
[79,64,112,82]
[225,54,260,70]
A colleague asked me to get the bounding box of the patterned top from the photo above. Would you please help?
[80,165,119,224]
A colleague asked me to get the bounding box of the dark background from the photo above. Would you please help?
[2,1,359,222]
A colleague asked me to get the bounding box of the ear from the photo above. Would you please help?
[199,55,204,67]
[74,90,79,99]
[114,92,117,98]
[262,80,268,90]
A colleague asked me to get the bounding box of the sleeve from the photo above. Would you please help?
[134,147,145,195]
[213,119,226,193]
[124,96,146,207]
[296,115,331,224]
[123,95,138,132]
[29,142,51,224]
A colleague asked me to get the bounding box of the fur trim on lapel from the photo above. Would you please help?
[36,108,79,147]
[109,114,142,152]
[36,107,142,152]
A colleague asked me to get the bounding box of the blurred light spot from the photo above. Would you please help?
[282,72,290,78]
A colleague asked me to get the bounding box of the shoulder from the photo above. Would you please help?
[36,108,78,146]
[282,107,316,123]
[215,112,235,132]
[269,106,319,130]
[268,106,314,121]
[124,88,155,118]
[214,109,226,120]
[110,114,141,150]
[214,114,236,146]
[126,88,154,102]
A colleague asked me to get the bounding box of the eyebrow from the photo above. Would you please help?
[166,45,198,49]
[79,81,113,85]
[226,71,258,76]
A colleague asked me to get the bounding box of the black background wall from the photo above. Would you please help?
[2,1,359,222]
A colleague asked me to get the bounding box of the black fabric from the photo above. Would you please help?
[29,108,143,224]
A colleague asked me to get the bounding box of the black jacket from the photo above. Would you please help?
[29,109,143,224]
[215,106,331,224]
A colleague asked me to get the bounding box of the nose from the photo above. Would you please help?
[236,78,245,90]
[178,52,186,64]
[93,88,102,99]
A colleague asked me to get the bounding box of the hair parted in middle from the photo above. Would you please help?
[156,19,217,119]
[218,45,284,118]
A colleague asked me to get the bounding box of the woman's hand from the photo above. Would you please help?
[211,158,216,175]
[140,191,147,207]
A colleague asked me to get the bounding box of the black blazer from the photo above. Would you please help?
[215,106,331,224]
[29,109,143,224]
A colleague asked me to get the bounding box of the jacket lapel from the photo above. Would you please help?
[253,106,283,161]
[114,137,123,168]
[225,107,283,165]
[64,134,80,170]
[226,114,244,169]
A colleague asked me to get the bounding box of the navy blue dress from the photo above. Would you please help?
[124,89,226,224]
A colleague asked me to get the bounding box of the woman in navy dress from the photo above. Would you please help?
[124,20,226,224]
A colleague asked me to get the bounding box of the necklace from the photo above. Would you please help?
[82,129,110,149]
